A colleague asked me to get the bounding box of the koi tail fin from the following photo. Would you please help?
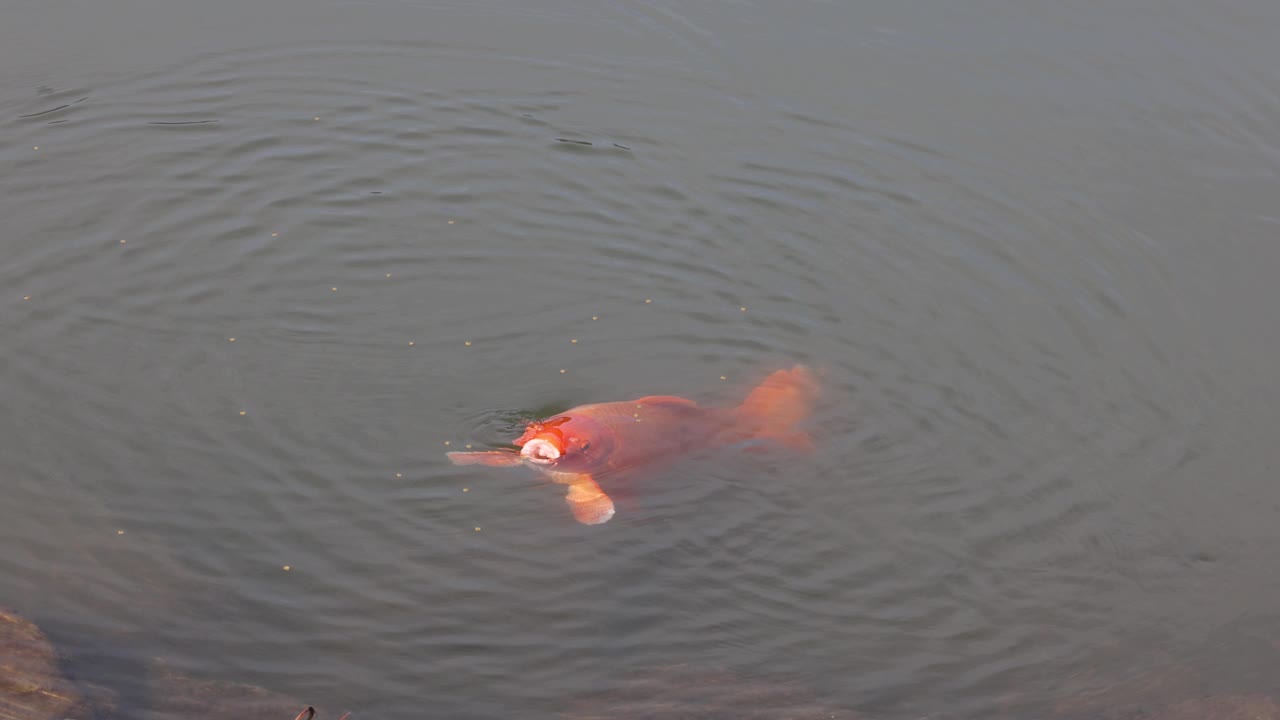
[732,365,819,451]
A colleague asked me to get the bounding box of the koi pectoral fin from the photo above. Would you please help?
[561,475,616,525]
[447,450,524,467]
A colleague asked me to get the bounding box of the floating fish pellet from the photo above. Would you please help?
[33,146,39,150]
[444,440,451,446]
[228,337,236,342]
[283,565,291,571]
[120,239,127,244]
[740,306,747,312]
[239,411,247,416]
[448,220,455,225]
[271,232,278,237]
[592,315,599,321]
[474,527,481,532]
[465,444,472,449]
[116,530,125,535]
[408,341,415,346]
[645,298,652,304]
[560,369,567,374]
[395,472,403,478]
[463,488,469,492]
[570,338,578,344]
[464,341,472,346]
[386,273,392,278]
[23,296,30,301]
[720,376,727,381]
[331,287,338,292]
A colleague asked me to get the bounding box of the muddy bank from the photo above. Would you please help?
[1,607,341,720]
[0,607,94,720]
[8,604,1280,719]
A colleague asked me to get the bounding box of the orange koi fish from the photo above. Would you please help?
[447,366,818,525]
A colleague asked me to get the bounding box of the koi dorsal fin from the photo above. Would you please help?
[633,395,699,408]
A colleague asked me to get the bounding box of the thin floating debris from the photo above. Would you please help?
[48,120,67,124]
[146,120,217,125]
[369,191,382,194]
[19,103,70,118]
[612,143,631,150]
[556,138,593,146]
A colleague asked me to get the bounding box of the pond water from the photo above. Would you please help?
[3,1,1280,718]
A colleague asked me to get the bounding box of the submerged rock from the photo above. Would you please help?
[1052,665,1280,720]
[1057,693,1280,720]
[1152,695,1280,719]
[562,664,860,720]
[0,607,94,720]
[135,666,309,720]
[2,606,346,720]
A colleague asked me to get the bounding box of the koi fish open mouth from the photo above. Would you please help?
[520,438,561,463]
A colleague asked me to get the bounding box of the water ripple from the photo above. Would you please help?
[0,18,1243,718]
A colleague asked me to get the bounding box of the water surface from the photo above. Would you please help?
[4,1,1280,718]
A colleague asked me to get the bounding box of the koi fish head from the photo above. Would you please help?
[515,415,608,468]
